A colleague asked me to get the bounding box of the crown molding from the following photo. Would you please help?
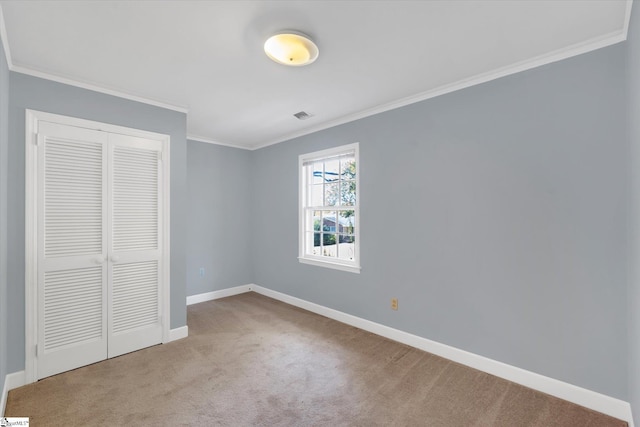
[11,65,189,113]
[0,4,13,69]
[187,134,250,150]
[624,0,634,40]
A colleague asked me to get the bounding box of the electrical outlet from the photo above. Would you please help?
[391,298,398,310]
[199,267,205,277]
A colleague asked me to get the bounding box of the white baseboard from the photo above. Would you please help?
[186,284,252,306]
[1,371,26,416]
[250,284,634,425]
[5,284,634,423]
[168,326,189,342]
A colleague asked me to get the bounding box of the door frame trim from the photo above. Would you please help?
[24,109,171,384]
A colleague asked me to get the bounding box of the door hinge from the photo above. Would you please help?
[35,344,38,357]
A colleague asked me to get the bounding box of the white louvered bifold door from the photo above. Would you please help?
[37,122,108,379]
[107,133,163,358]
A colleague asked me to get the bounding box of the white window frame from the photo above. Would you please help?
[298,143,360,273]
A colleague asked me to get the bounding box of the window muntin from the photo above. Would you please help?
[299,143,359,273]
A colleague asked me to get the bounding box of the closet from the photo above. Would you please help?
[25,111,170,380]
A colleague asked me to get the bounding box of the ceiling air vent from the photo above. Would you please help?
[293,111,313,120]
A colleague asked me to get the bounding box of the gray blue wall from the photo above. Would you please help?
[0,35,9,399]
[186,140,253,295]
[250,44,628,399]
[628,0,640,421]
[6,73,188,373]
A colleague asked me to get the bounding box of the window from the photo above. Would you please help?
[299,143,360,273]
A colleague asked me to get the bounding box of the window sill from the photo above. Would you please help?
[298,257,361,274]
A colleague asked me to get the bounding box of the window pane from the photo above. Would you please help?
[338,234,355,243]
[310,184,323,207]
[341,158,356,180]
[312,162,323,184]
[322,211,337,233]
[312,233,321,255]
[324,159,340,182]
[322,234,337,257]
[338,211,355,235]
[325,182,339,206]
[341,181,356,206]
[313,211,322,232]
[337,236,356,261]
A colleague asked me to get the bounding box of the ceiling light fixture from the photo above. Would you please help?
[264,31,319,66]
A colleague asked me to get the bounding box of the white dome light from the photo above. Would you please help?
[264,32,319,66]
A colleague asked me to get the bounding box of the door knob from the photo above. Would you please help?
[92,256,105,265]
[111,255,120,262]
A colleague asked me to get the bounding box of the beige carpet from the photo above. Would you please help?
[6,292,627,426]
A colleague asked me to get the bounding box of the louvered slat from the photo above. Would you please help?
[45,138,102,257]
[113,146,158,251]
[44,267,103,351]
[112,261,158,334]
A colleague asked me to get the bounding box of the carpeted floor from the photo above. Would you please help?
[6,292,627,426]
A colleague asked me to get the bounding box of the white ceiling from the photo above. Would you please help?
[0,1,632,150]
